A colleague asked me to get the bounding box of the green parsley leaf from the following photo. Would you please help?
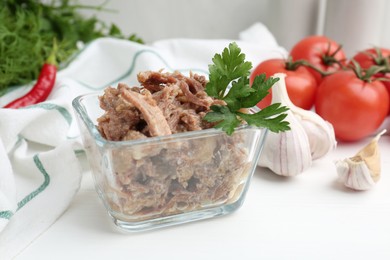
[241,74,279,108]
[238,104,290,133]
[223,77,254,111]
[204,42,290,135]
[205,42,252,99]
[203,105,241,135]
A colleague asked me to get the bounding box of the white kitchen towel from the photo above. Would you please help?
[0,22,287,259]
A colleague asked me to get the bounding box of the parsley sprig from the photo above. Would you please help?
[204,42,290,135]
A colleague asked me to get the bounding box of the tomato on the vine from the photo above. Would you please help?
[250,58,317,110]
[315,70,389,142]
[351,47,390,69]
[290,36,346,84]
[351,47,390,113]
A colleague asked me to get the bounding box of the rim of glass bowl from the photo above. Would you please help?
[72,92,266,149]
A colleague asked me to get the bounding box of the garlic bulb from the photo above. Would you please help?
[273,78,337,160]
[258,73,312,176]
[335,129,386,190]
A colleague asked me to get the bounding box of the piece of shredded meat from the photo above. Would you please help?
[119,84,172,137]
[96,70,248,221]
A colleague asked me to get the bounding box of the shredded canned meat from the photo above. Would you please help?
[97,71,250,221]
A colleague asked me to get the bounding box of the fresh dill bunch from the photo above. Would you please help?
[0,0,144,93]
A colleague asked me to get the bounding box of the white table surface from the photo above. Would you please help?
[16,132,390,260]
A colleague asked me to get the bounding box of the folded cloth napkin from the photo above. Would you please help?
[0,22,286,259]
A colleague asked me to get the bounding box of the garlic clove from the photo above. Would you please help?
[354,129,386,182]
[335,129,386,190]
[258,73,312,176]
[335,160,376,191]
[299,118,336,160]
[258,111,312,176]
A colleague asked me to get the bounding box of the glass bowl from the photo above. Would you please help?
[72,92,268,232]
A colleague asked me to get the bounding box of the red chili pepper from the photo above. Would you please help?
[4,47,57,109]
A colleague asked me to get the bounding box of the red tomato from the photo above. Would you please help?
[351,47,390,68]
[290,36,346,84]
[250,59,317,110]
[351,48,390,113]
[315,70,389,142]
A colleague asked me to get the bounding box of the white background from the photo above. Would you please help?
[79,0,390,56]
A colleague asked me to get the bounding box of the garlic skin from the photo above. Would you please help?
[258,74,312,176]
[335,129,386,190]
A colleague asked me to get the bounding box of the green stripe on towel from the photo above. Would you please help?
[17,155,51,210]
[0,154,50,220]
[74,48,208,90]
[0,210,14,219]
[22,103,72,125]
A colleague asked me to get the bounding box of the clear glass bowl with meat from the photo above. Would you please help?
[72,71,268,232]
